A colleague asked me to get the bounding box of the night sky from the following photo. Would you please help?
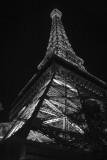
[0,1,107,121]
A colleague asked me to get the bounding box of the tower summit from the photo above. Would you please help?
[50,8,62,19]
[38,8,85,71]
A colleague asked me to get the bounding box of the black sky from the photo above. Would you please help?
[0,0,107,121]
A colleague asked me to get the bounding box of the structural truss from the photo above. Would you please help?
[3,9,107,154]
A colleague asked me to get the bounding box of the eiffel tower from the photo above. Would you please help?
[1,8,107,160]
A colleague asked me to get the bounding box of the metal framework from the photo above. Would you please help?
[2,9,107,155]
[38,8,85,71]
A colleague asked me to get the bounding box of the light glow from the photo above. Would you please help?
[53,79,77,92]
[40,108,58,117]
[71,123,84,134]
[7,121,25,138]
[27,130,54,143]
[21,100,39,120]
[44,117,63,124]
[45,99,62,114]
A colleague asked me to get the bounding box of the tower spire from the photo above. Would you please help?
[38,8,86,71]
[50,8,62,19]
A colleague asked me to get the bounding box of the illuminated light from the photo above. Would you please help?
[53,79,77,92]
[67,100,78,109]
[0,136,3,139]
[54,75,66,82]
[27,130,54,143]
[40,108,58,117]
[67,89,78,97]
[53,79,64,86]
[7,121,25,138]
[33,88,46,100]
[45,99,62,114]
[21,100,39,120]
[27,130,43,142]
[6,100,39,139]
[42,80,51,89]
[49,99,65,108]
[18,106,26,116]
[71,123,84,134]
[44,117,63,124]
[49,99,78,113]
[18,73,37,96]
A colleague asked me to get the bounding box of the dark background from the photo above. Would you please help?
[0,0,107,121]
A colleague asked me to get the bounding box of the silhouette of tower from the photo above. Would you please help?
[1,8,107,160]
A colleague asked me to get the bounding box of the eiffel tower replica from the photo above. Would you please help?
[1,8,107,160]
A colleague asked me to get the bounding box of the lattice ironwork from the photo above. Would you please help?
[3,9,107,156]
[38,9,86,71]
[26,66,88,149]
[9,65,54,120]
[27,65,107,151]
[5,66,54,139]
